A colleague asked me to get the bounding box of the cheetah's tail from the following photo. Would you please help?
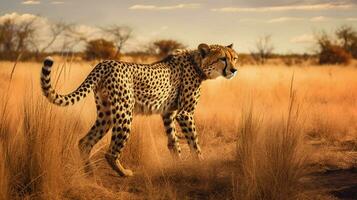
[40,57,98,106]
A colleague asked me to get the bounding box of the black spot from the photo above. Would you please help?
[164,120,171,126]
[98,112,104,118]
[123,135,129,140]
[166,127,173,134]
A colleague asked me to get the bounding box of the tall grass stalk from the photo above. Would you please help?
[233,75,307,200]
[0,64,87,199]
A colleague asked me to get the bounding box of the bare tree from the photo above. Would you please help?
[336,25,357,58]
[0,19,17,54]
[0,18,37,60]
[251,34,274,65]
[31,21,75,59]
[101,25,132,58]
[43,22,74,52]
[314,31,333,51]
[60,25,90,52]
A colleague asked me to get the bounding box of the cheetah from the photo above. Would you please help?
[40,43,239,177]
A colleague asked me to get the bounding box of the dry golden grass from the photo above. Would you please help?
[0,59,356,200]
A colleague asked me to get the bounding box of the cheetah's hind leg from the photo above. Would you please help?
[78,91,112,175]
[104,89,134,177]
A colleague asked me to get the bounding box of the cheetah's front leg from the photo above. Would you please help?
[162,112,182,159]
[176,112,203,160]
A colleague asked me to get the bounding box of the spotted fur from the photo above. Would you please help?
[40,43,239,177]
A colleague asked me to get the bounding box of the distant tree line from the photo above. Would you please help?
[1,14,356,65]
[250,25,357,65]
[0,16,185,61]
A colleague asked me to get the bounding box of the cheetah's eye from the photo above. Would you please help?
[219,57,226,61]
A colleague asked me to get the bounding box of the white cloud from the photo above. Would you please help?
[51,1,64,4]
[268,17,304,23]
[129,3,200,10]
[22,0,40,5]
[0,12,44,24]
[310,16,328,22]
[346,17,357,21]
[211,3,353,12]
[290,34,314,44]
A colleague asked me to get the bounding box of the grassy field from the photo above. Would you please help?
[0,59,356,200]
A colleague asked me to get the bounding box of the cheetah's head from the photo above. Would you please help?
[195,43,239,80]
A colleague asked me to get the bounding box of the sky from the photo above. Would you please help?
[1,0,357,53]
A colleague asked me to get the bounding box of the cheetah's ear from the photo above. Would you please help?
[227,43,233,49]
[198,43,210,58]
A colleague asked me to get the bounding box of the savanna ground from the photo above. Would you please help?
[0,58,356,200]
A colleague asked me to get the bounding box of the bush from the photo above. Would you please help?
[315,32,352,65]
[318,44,351,65]
[148,39,186,58]
[84,39,116,60]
